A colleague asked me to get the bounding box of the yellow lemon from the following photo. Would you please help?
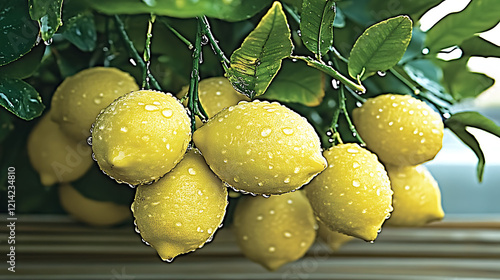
[177,76,250,127]
[51,67,139,141]
[233,191,317,271]
[91,89,191,185]
[317,221,354,251]
[305,143,393,241]
[27,112,93,186]
[352,94,444,166]
[193,100,327,195]
[131,149,228,261]
[59,183,131,226]
[385,164,445,226]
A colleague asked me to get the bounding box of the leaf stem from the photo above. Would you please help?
[282,3,301,24]
[158,17,194,50]
[113,15,162,91]
[292,55,366,93]
[339,85,365,145]
[199,16,230,71]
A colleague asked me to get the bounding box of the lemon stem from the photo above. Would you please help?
[142,14,156,89]
[199,16,230,72]
[113,15,162,91]
[159,17,194,50]
[339,85,365,145]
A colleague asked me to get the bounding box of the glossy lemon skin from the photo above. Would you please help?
[27,112,93,186]
[305,143,393,241]
[385,164,445,227]
[353,94,444,166]
[51,67,139,142]
[233,191,317,271]
[59,184,131,227]
[317,221,354,251]
[131,149,228,261]
[91,90,191,185]
[193,100,327,195]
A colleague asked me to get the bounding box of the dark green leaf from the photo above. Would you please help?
[72,164,135,205]
[425,0,500,52]
[300,0,336,58]
[28,0,63,42]
[348,15,412,80]
[0,77,45,120]
[226,1,293,98]
[0,109,14,143]
[461,36,500,58]
[85,0,272,22]
[446,111,500,182]
[61,13,97,52]
[0,0,39,66]
[441,58,494,101]
[262,59,325,106]
[0,44,45,79]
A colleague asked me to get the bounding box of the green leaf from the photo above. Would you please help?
[348,15,412,80]
[72,164,135,205]
[61,13,97,52]
[441,58,494,101]
[460,36,500,58]
[425,0,500,53]
[262,59,325,106]
[300,0,336,58]
[333,7,345,28]
[0,44,45,79]
[85,0,272,22]
[446,111,500,182]
[0,0,39,66]
[0,109,14,143]
[0,77,45,120]
[28,0,63,42]
[226,1,293,98]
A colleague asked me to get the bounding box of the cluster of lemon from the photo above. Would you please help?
[28,67,445,271]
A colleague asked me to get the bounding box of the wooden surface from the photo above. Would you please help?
[1,214,500,279]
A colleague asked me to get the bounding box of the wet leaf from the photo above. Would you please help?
[28,0,63,42]
[0,44,45,79]
[0,0,39,66]
[262,59,325,106]
[348,15,412,80]
[446,111,500,182]
[300,0,336,58]
[226,1,293,98]
[61,12,97,52]
[0,77,45,120]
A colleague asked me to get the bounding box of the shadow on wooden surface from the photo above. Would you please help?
[1,214,500,279]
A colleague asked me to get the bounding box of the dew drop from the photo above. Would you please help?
[331,79,340,89]
[261,128,272,137]
[377,71,386,77]
[256,215,263,221]
[145,105,159,111]
[120,127,128,132]
[352,180,360,187]
[176,222,182,227]
[86,136,92,146]
[284,232,292,238]
[165,258,174,263]
[284,177,291,183]
[268,246,276,252]
[188,168,196,175]
[162,109,173,118]
[282,128,294,135]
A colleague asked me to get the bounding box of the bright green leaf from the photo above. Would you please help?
[262,59,325,106]
[28,0,63,42]
[446,111,500,182]
[0,0,39,66]
[61,13,97,52]
[461,36,500,58]
[0,44,45,79]
[226,1,293,98]
[425,0,500,53]
[300,0,336,58]
[85,0,272,22]
[348,15,412,80]
[0,77,45,120]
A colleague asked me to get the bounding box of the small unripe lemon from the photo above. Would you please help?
[177,77,250,127]
[317,221,354,251]
[193,100,327,195]
[51,67,139,141]
[385,164,445,227]
[233,191,317,271]
[59,183,131,226]
[353,94,444,166]
[305,143,393,241]
[27,112,93,186]
[91,90,191,185]
[131,149,228,261]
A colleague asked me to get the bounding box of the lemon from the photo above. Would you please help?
[91,89,191,185]
[131,149,228,261]
[177,76,250,127]
[352,94,444,166]
[193,100,327,195]
[385,164,445,227]
[59,183,131,226]
[27,112,93,186]
[305,143,393,241]
[51,67,139,141]
[317,221,354,251]
[232,191,317,271]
